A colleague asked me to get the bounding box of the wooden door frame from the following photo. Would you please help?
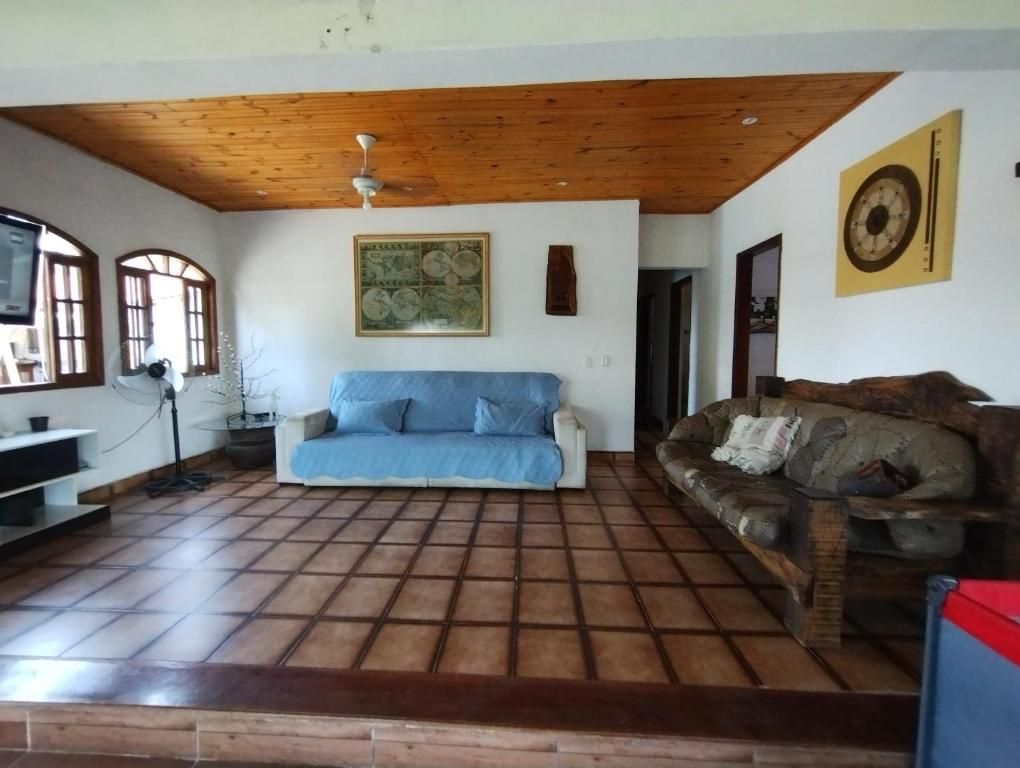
[731,234,782,397]
[666,275,693,421]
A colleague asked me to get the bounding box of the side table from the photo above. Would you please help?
[196,415,283,470]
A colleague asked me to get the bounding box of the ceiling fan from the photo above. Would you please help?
[352,134,383,209]
[349,134,429,209]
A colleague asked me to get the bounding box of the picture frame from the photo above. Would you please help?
[835,110,961,296]
[354,233,490,337]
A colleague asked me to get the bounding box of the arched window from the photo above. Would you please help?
[0,207,103,393]
[116,250,218,375]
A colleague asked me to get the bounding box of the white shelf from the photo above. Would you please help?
[0,428,95,451]
[0,428,107,552]
[0,429,99,472]
[0,472,80,502]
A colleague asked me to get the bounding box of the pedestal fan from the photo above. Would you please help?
[110,343,217,497]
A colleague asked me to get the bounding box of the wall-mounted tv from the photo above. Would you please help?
[0,216,43,326]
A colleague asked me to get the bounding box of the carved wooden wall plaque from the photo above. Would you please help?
[546,245,577,316]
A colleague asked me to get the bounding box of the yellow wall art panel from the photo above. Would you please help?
[836,109,961,296]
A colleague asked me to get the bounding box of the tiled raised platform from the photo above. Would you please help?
[0,435,921,764]
[0,440,922,693]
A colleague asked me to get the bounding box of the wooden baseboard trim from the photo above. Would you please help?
[79,447,227,503]
[588,451,636,465]
[0,657,917,761]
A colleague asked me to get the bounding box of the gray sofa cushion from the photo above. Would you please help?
[784,416,848,487]
[761,396,975,559]
[656,441,793,549]
[760,397,976,500]
[667,396,760,445]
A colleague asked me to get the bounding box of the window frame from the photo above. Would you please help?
[115,249,219,376]
[0,206,104,395]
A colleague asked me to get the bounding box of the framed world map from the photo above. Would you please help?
[354,233,490,336]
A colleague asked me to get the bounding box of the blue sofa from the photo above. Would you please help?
[275,371,587,489]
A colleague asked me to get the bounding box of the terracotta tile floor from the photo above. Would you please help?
[0,434,923,693]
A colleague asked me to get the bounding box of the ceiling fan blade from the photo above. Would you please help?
[376,178,441,199]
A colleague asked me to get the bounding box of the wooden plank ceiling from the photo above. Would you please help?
[1,74,894,213]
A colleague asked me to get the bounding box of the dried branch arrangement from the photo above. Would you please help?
[205,332,277,423]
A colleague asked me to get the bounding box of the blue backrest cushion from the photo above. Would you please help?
[334,398,409,435]
[473,397,546,437]
[329,371,561,433]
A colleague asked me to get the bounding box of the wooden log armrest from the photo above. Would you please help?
[840,495,1016,523]
[783,487,849,649]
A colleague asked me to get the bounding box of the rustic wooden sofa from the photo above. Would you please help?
[657,372,1019,649]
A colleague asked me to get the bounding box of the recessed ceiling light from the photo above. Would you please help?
[255,189,268,197]
[741,115,758,126]
[556,180,569,187]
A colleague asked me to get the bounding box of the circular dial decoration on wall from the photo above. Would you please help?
[842,164,922,273]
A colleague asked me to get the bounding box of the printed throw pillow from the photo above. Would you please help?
[711,414,801,476]
[473,397,545,437]
[335,398,410,435]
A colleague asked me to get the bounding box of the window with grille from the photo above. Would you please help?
[0,208,103,393]
[116,250,218,376]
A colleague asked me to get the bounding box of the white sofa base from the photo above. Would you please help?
[275,405,587,489]
[281,474,555,490]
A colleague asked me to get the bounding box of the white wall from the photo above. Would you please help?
[0,119,227,490]
[701,70,1020,408]
[220,201,639,451]
[747,247,779,393]
[639,215,711,269]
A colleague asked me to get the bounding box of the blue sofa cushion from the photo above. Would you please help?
[474,397,545,437]
[328,371,561,434]
[291,431,563,487]
[334,398,409,435]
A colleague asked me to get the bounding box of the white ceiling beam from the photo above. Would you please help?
[1,31,1018,108]
[0,4,1018,107]
[3,0,1020,70]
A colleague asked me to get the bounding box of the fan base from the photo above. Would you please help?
[145,472,219,498]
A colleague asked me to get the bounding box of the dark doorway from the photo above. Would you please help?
[731,235,782,397]
[634,293,656,430]
[666,276,693,421]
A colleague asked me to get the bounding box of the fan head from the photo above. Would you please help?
[352,174,384,209]
[352,134,384,209]
[347,133,434,208]
[109,342,187,405]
